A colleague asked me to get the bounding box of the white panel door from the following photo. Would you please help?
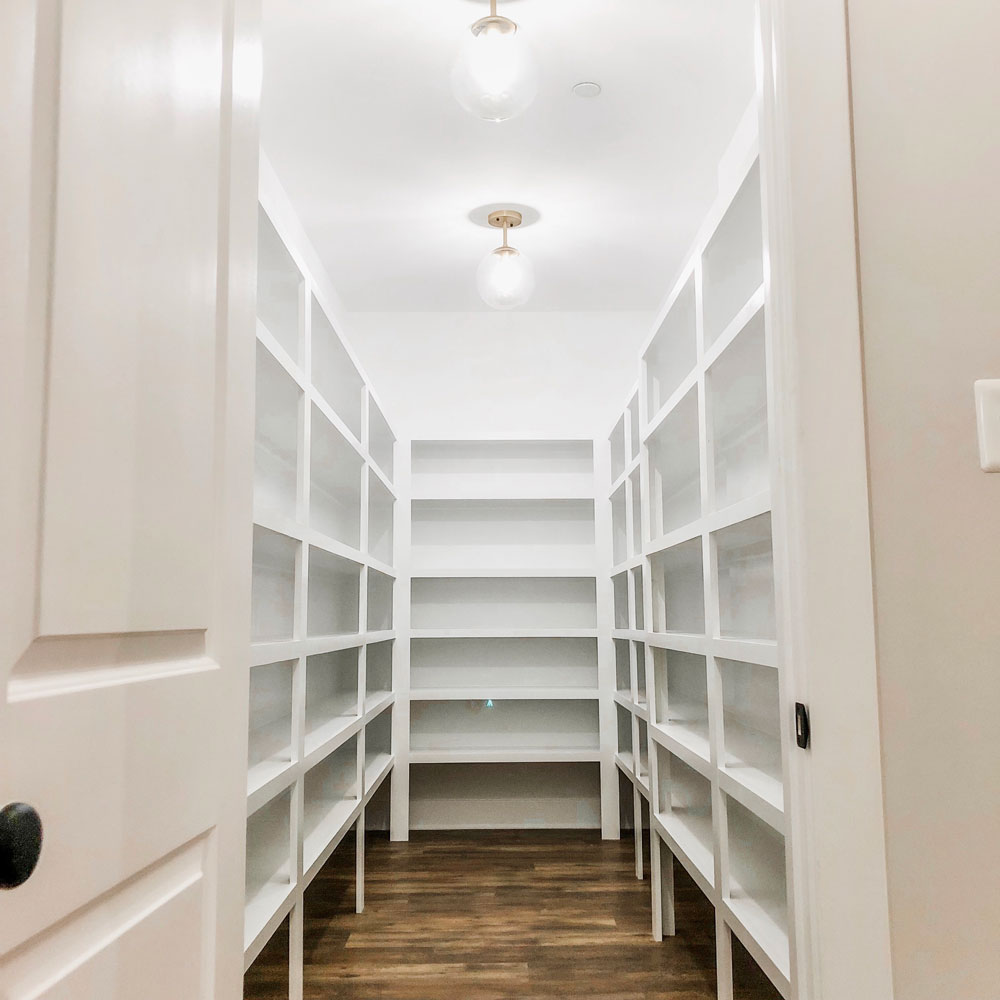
[0,1,258,998]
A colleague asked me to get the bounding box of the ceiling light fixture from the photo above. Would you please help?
[451,0,538,122]
[477,209,535,310]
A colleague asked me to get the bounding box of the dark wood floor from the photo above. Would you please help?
[244,830,779,1000]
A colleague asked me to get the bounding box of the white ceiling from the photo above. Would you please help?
[260,0,757,313]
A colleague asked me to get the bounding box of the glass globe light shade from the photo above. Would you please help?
[477,245,535,310]
[451,17,538,123]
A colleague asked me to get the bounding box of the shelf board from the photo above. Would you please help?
[646,519,703,559]
[367,457,395,496]
[723,895,791,992]
[612,628,646,642]
[409,747,602,764]
[251,633,365,667]
[704,490,772,536]
[243,878,295,963]
[302,799,364,886]
[310,384,366,468]
[650,720,712,777]
[710,637,778,669]
[615,749,636,776]
[636,769,651,800]
[256,319,306,391]
[410,567,598,579]
[367,554,397,579]
[246,753,294,798]
[616,751,651,800]
[410,687,600,702]
[246,755,297,816]
[702,284,766,372]
[654,809,715,893]
[252,507,304,546]
[608,454,641,497]
[610,553,644,575]
[304,698,361,757]
[613,691,649,722]
[253,508,373,574]
[302,715,364,771]
[645,632,709,656]
[305,525,366,568]
[719,767,785,834]
[410,628,600,640]
[364,752,394,796]
[643,368,699,444]
[364,690,395,720]
[247,713,294,792]
[303,797,360,873]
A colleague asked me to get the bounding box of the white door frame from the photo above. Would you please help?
[222,1,896,995]
[217,0,263,996]
[758,2,894,999]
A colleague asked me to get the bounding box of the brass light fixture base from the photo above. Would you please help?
[487,209,523,230]
[471,15,518,36]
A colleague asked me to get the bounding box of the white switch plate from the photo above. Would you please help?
[975,379,1000,472]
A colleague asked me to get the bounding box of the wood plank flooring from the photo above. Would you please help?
[244,830,780,1000]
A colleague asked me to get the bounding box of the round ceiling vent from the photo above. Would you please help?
[572,81,602,98]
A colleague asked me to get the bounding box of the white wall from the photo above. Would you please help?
[347,311,651,439]
[848,2,1000,997]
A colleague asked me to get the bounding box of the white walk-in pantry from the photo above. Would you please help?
[22,0,993,998]
[243,63,805,998]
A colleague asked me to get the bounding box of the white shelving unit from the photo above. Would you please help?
[399,438,617,835]
[606,116,797,999]
[246,195,398,997]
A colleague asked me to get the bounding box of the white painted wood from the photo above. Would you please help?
[757,0,894,996]
[0,2,258,997]
[406,437,613,834]
[605,93,825,997]
[245,166,399,987]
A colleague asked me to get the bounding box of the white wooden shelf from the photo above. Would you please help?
[409,747,603,764]
[304,700,359,758]
[364,690,395,720]
[410,627,600,640]
[247,746,295,802]
[245,785,294,954]
[368,455,396,496]
[408,760,602,831]
[368,395,395,483]
[303,797,358,873]
[410,487,596,501]
[410,634,599,692]
[412,498,596,576]
[411,687,600,702]
[244,880,295,966]
[410,567,598,579]
[246,197,400,992]
[605,132,797,995]
[650,721,712,778]
[613,690,649,723]
[250,632,372,668]
[406,461,610,827]
[364,752,395,795]
[608,453,641,496]
[722,897,791,991]
[653,809,715,894]
[411,439,596,501]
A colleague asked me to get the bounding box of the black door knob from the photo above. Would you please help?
[0,803,43,889]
